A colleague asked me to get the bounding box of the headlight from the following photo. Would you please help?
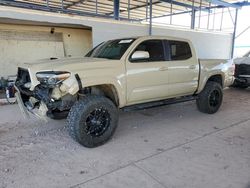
[36,71,71,85]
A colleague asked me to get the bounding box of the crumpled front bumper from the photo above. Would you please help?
[15,86,49,121]
[15,86,30,119]
[15,73,81,120]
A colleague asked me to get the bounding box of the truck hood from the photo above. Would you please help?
[23,57,119,73]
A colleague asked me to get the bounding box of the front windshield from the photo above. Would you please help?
[85,38,135,60]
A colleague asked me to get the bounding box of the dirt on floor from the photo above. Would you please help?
[0,88,250,188]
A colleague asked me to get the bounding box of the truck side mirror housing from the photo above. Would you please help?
[131,51,150,61]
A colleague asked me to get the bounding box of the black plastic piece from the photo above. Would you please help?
[122,95,197,112]
[75,74,83,90]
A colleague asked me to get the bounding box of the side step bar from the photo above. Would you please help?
[122,95,197,112]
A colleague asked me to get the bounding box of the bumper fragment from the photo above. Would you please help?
[15,86,30,119]
[15,86,49,121]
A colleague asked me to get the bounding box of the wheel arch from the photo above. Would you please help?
[197,73,225,93]
[80,84,121,107]
[207,74,223,86]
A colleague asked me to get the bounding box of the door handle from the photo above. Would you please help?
[189,65,196,69]
[159,67,168,71]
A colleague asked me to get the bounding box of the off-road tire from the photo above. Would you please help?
[196,81,223,114]
[67,95,118,148]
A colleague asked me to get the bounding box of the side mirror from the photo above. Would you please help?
[131,51,150,61]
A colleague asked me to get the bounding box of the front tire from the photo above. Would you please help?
[196,81,223,114]
[67,96,118,148]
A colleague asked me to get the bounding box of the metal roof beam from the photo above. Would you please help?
[106,1,162,16]
[64,0,87,9]
[154,0,248,20]
[107,0,209,16]
[0,0,140,21]
[235,1,250,6]
[205,0,241,8]
[160,0,209,12]
[143,10,192,20]
[205,1,248,10]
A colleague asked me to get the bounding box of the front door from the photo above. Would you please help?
[126,39,169,105]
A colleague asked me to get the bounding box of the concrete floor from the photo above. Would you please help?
[0,88,250,188]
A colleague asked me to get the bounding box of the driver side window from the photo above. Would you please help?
[131,40,165,62]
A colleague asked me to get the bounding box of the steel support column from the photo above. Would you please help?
[207,2,211,29]
[128,0,130,19]
[170,0,173,24]
[231,8,239,58]
[220,8,224,30]
[95,0,98,15]
[149,0,153,35]
[198,0,202,28]
[191,0,196,29]
[114,0,120,20]
[61,0,64,10]
[191,11,196,29]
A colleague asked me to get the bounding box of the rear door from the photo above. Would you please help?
[166,40,199,97]
[126,39,169,104]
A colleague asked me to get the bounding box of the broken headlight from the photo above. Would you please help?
[36,71,71,85]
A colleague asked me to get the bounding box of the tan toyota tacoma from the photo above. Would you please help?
[15,36,234,147]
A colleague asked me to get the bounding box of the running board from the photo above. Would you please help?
[122,95,197,112]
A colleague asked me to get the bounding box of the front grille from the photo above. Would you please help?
[235,64,250,76]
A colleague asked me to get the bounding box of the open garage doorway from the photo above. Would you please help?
[0,20,92,78]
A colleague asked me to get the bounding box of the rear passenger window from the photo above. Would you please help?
[169,41,192,60]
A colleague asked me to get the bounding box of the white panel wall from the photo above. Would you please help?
[0,6,232,60]
[153,27,232,59]
[89,23,232,59]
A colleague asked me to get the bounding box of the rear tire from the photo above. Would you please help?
[196,81,223,114]
[67,95,118,148]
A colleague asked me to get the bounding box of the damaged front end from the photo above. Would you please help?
[15,67,80,119]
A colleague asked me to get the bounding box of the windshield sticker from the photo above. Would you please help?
[119,39,133,44]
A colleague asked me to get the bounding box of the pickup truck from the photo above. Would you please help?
[232,50,250,88]
[15,36,234,148]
